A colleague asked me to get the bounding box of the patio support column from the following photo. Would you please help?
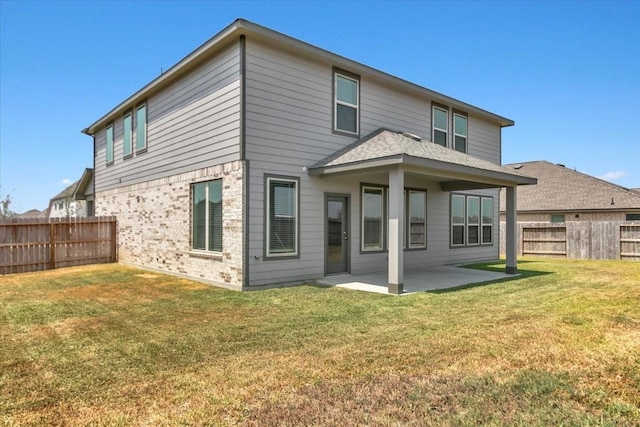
[388,165,404,294]
[505,185,518,274]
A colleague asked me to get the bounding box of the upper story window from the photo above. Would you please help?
[432,106,448,147]
[453,113,468,153]
[123,112,133,159]
[334,70,359,135]
[105,124,114,166]
[135,103,147,153]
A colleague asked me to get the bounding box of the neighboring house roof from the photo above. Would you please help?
[499,161,640,212]
[16,209,46,219]
[309,128,536,188]
[49,168,94,202]
[51,180,79,202]
[82,19,513,136]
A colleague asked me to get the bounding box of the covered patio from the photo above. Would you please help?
[317,264,513,295]
[309,129,536,294]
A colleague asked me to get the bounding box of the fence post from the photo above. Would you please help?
[110,217,117,262]
[49,221,56,270]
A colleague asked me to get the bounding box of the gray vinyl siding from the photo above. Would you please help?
[467,115,501,163]
[94,43,241,193]
[244,38,501,286]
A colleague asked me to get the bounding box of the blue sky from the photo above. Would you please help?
[1,1,638,212]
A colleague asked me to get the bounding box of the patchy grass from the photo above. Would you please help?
[1,260,639,426]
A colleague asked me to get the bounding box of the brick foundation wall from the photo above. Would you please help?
[96,161,244,289]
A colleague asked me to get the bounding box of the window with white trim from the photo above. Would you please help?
[362,186,384,251]
[452,194,494,247]
[334,71,359,135]
[105,124,114,165]
[135,103,147,152]
[453,113,467,153]
[433,106,448,147]
[191,180,223,253]
[266,177,298,257]
[123,112,133,159]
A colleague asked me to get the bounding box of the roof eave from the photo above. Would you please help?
[309,154,537,187]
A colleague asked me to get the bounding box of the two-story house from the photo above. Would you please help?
[82,19,534,293]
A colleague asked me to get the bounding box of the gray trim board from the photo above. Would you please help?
[243,160,250,288]
[239,35,246,161]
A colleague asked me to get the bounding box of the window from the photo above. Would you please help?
[467,196,480,245]
[551,214,565,223]
[362,186,384,251]
[136,103,147,152]
[432,106,448,147]
[453,113,467,153]
[266,177,298,257]
[360,186,428,252]
[105,124,114,165]
[451,194,494,246]
[123,112,133,158]
[626,213,640,221]
[408,190,426,248]
[451,194,465,246]
[192,180,223,253]
[481,197,494,244]
[334,71,359,135]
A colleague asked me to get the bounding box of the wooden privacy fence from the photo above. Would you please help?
[500,222,640,261]
[0,217,117,275]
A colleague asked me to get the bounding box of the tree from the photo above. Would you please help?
[0,192,16,219]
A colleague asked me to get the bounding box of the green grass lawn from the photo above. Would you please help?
[1,259,639,426]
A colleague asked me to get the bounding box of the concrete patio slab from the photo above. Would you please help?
[317,265,513,295]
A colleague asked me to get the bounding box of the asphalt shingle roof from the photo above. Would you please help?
[310,128,534,184]
[499,161,640,212]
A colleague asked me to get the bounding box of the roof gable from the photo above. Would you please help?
[499,161,640,212]
[83,19,513,135]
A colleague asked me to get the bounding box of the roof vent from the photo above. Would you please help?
[402,132,422,141]
[513,164,523,170]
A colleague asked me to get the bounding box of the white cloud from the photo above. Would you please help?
[598,171,627,182]
[60,178,73,186]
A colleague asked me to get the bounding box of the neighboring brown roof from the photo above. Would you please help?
[16,209,46,219]
[49,168,93,202]
[51,181,79,202]
[309,128,536,187]
[499,161,640,212]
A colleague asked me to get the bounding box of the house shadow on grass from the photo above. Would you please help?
[427,259,554,294]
